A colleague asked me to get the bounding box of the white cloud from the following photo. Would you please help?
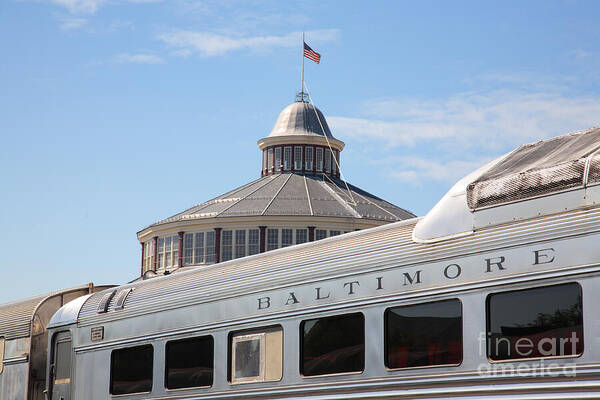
[113,53,165,64]
[49,0,162,15]
[158,29,339,57]
[329,90,600,150]
[328,89,600,185]
[375,156,492,185]
[59,16,88,30]
[170,49,193,58]
[569,49,593,60]
[50,0,106,14]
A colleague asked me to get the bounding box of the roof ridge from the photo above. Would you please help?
[348,186,401,221]
[319,178,362,218]
[303,175,314,216]
[215,175,277,217]
[261,173,293,216]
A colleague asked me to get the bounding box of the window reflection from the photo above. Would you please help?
[165,336,213,389]
[487,283,583,361]
[301,313,364,376]
[386,299,462,369]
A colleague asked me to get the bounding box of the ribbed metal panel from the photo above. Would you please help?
[141,173,414,231]
[79,206,600,327]
[0,294,49,339]
[0,285,94,339]
[467,126,600,209]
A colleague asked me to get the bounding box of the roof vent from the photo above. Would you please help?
[114,288,134,310]
[97,290,117,314]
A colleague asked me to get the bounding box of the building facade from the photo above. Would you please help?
[136,97,415,277]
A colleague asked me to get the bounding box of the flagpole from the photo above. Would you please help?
[301,32,305,99]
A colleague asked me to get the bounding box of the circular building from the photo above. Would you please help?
[137,97,415,277]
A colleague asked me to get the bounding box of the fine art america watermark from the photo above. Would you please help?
[476,332,579,377]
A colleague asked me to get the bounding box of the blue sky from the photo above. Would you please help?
[1,0,599,303]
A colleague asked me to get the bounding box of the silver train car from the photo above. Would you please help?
[39,126,600,399]
[0,284,112,400]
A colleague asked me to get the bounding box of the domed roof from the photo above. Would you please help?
[268,101,334,138]
[143,173,415,229]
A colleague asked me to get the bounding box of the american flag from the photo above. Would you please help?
[303,42,321,64]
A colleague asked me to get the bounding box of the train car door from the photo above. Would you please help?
[50,332,72,400]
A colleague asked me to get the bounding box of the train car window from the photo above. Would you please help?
[301,313,364,377]
[165,336,213,389]
[229,326,282,384]
[385,299,462,369]
[0,337,4,374]
[487,282,583,361]
[110,345,153,395]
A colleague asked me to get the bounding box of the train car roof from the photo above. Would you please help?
[0,284,94,340]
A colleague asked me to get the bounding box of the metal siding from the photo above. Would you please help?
[0,285,96,340]
[79,206,600,329]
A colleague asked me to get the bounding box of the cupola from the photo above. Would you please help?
[257,97,345,178]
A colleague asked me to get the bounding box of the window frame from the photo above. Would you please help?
[229,325,283,385]
[157,235,179,269]
[485,282,584,363]
[295,229,308,244]
[305,147,314,170]
[283,146,292,171]
[182,231,220,266]
[300,312,365,378]
[110,344,154,396]
[274,147,282,171]
[164,335,214,390]
[281,229,293,248]
[221,230,233,261]
[315,148,323,171]
[294,146,303,170]
[248,229,259,255]
[384,298,463,371]
[267,148,274,173]
[235,230,246,259]
[267,228,279,251]
[231,333,266,384]
[315,229,327,240]
[143,241,154,272]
